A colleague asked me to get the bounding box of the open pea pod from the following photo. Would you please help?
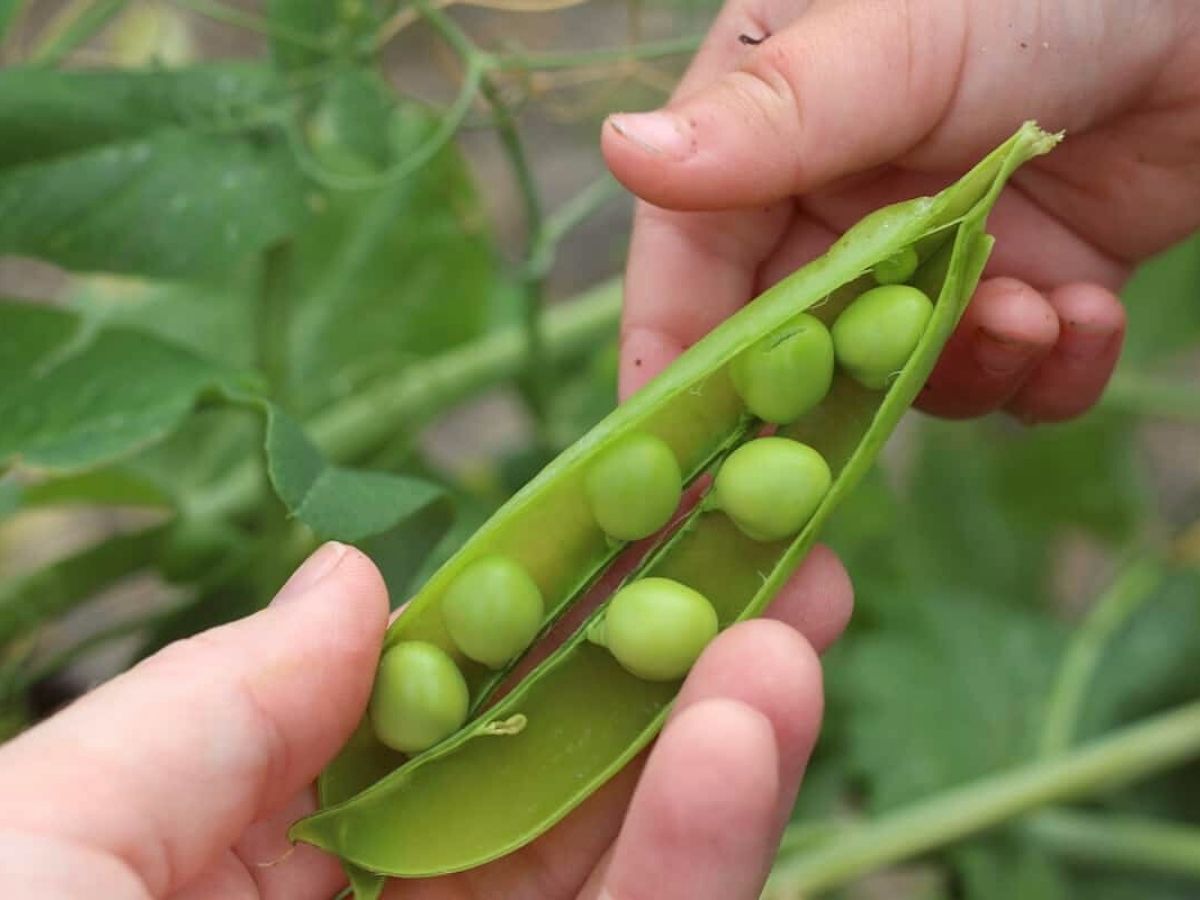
[292,122,1060,885]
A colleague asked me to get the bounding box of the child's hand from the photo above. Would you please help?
[0,542,851,899]
[604,0,1200,422]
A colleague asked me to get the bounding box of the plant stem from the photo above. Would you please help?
[413,0,555,434]
[479,75,552,429]
[494,34,703,71]
[0,523,170,646]
[528,175,624,279]
[1038,557,1163,757]
[1101,373,1200,423]
[765,700,1200,898]
[1027,809,1200,880]
[190,278,622,522]
[285,59,484,191]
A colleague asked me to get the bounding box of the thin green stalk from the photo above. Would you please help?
[1027,809,1200,881]
[189,278,623,522]
[413,0,554,434]
[494,34,703,71]
[30,0,127,66]
[1100,373,1200,423]
[765,700,1200,898]
[0,523,170,646]
[168,0,328,51]
[1039,558,1164,757]
[528,175,624,279]
[285,59,484,191]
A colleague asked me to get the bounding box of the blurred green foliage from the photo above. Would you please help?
[0,2,1197,897]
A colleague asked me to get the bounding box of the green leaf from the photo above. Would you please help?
[18,467,173,508]
[1074,568,1200,823]
[1079,568,1200,741]
[836,591,1065,811]
[986,413,1149,543]
[276,87,495,415]
[66,267,259,370]
[956,841,1070,900]
[895,419,1050,607]
[264,405,449,545]
[1121,233,1200,367]
[0,299,252,472]
[266,0,392,70]
[0,65,283,168]
[0,65,307,278]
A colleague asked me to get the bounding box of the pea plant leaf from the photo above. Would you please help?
[0,65,307,278]
[263,406,452,589]
[274,75,496,414]
[0,298,254,472]
[66,266,260,370]
[832,590,1065,812]
[266,0,394,71]
[1120,234,1200,367]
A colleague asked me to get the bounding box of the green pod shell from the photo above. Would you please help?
[872,246,920,285]
[832,284,935,389]
[590,578,718,681]
[712,437,832,541]
[441,556,544,669]
[730,314,834,424]
[584,433,682,541]
[368,642,469,755]
[291,123,1060,888]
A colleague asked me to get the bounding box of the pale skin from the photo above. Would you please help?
[1,2,1198,898]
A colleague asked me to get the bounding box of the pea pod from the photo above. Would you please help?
[291,122,1060,886]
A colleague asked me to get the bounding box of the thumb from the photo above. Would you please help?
[602,0,968,209]
[0,542,389,897]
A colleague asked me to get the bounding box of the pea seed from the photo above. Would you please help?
[584,434,682,541]
[712,437,831,541]
[590,578,718,681]
[872,246,919,285]
[832,284,934,389]
[369,642,469,754]
[442,556,544,669]
[730,314,834,424]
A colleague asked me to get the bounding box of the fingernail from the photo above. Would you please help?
[608,111,693,161]
[1059,321,1113,361]
[972,327,1038,374]
[272,542,348,606]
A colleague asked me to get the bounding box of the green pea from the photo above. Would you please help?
[369,642,469,754]
[590,578,718,681]
[712,437,832,541]
[441,556,544,669]
[584,433,682,541]
[832,284,934,389]
[872,246,919,285]
[730,314,834,424]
